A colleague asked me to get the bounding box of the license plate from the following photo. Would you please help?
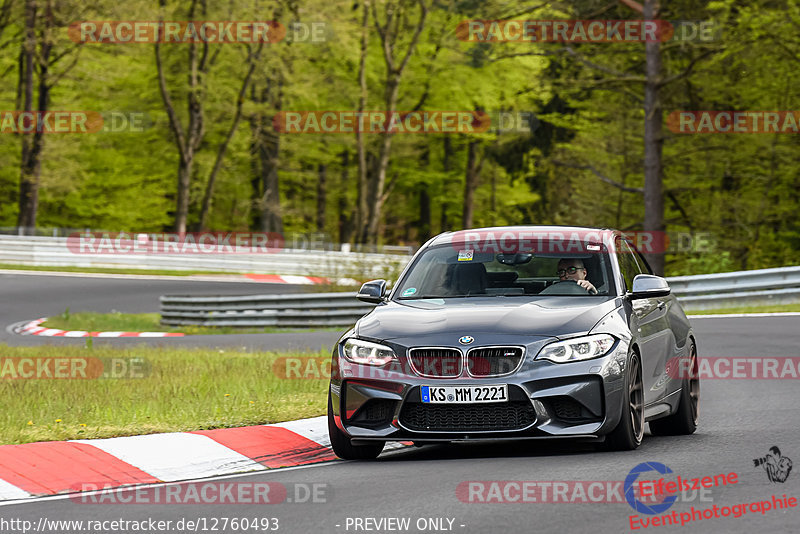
[421,385,508,404]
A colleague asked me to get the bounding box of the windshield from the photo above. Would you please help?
[394,242,614,299]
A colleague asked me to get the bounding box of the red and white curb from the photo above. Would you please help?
[0,417,408,502]
[15,318,185,338]
[243,274,329,284]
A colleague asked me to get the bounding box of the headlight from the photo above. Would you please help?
[342,338,397,366]
[536,334,616,363]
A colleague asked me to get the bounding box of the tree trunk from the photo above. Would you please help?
[419,188,431,242]
[198,43,262,231]
[16,0,75,233]
[417,145,431,242]
[365,78,400,244]
[462,140,484,229]
[642,0,664,275]
[338,150,353,244]
[250,108,283,234]
[490,167,497,226]
[260,137,282,233]
[440,136,453,232]
[155,0,206,234]
[363,0,428,244]
[316,163,327,232]
[175,158,192,234]
[355,1,369,243]
[260,82,283,234]
[17,0,38,232]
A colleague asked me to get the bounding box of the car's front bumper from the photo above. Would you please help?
[330,337,630,442]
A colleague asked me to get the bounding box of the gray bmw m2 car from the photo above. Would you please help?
[327,226,699,459]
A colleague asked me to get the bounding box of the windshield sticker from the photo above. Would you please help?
[402,287,417,297]
[457,250,474,262]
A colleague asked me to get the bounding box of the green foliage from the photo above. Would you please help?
[0,0,799,273]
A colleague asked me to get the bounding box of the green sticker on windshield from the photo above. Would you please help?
[402,288,417,297]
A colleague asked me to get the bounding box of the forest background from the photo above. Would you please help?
[0,0,797,276]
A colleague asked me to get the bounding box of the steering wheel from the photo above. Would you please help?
[540,279,597,295]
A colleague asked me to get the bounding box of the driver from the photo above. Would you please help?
[557,258,597,294]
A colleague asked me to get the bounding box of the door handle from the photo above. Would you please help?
[657,301,666,310]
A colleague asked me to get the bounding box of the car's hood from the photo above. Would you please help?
[357,297,622,341]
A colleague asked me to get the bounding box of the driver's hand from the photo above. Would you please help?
[577,280,597,294]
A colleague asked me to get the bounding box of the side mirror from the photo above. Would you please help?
[357,279,387,304]
[629,274,671,300]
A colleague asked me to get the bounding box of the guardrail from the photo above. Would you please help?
[160,293,376,327]
[159,266,800,326]
[0,234,412,280]
[667,266,800,311]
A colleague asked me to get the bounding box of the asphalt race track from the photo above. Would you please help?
[2,272,800,533]
[0,271,342,351]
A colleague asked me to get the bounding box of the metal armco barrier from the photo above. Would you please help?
[668,266,800,311]
[160,293,377,327]
[0,234,411,280]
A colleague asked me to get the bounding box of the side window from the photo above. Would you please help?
[616,238,643,291]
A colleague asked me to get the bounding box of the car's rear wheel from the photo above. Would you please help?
[327,392,384,460]
[602,350,644,451]
[649,342,699,436]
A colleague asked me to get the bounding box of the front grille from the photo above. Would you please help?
[399,401,536,432]
[409,348,462,378]
[348,399,396,428]
[467,347,524,377]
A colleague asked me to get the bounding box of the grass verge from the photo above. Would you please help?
[41,311,343,335]
[0,344,331,444]
[689,303,800,315]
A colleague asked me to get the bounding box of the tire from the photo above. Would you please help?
[602,350,644,451]
[649,342,699,436]
[327,392,384,460]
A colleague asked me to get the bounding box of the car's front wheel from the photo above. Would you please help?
[602,349,644,451]
[649,342,699,436]
[327,392,385,460]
